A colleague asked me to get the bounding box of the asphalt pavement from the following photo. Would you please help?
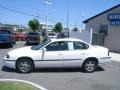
[0,42,120,90]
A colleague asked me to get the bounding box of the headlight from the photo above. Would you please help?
[6,54,10,59]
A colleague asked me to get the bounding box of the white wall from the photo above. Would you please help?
[70,31,91,43]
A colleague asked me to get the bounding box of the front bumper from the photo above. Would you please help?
[3,59,16,69]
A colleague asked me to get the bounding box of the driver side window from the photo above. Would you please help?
[45,41,68,51]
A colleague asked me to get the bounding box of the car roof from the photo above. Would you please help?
[51,38,85,42]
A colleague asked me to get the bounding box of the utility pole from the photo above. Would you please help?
[36,13,39,20]
[67,0,70,37]
[81,15,85,31]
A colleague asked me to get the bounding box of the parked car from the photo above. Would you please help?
[57,32,68,38]
[26,32,40,45]
[0,30,15,47]
[3,38,111,73]
[47,32,57,39]
[13,33,27,41]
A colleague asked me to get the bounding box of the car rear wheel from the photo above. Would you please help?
[16,58,34,73]
[83,60,97,73]
[9,43,13,48]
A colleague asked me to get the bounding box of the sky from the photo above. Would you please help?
[0,0,120,28]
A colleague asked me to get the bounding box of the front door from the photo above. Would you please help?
[42,41,68,67]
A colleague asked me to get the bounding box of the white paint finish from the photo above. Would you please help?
[4,61,16,69]
[3,38,111,69]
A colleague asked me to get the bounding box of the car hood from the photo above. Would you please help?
[8,46,33,55]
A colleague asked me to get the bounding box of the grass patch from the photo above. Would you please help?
[0,81,40,90]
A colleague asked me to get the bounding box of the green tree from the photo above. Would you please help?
[53,22,63,33]
[28,18,40,32]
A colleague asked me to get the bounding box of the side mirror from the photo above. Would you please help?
[42,48,46,52]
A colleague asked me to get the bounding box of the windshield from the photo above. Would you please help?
[0,30,12,34]
[31,40,51,50]
[48,33,56,36]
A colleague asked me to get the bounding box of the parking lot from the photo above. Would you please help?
[0,42,120,90]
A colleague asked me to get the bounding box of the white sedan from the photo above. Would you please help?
[3,38,111,73]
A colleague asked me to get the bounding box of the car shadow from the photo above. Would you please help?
[0,44,12,49]
[2,66,104,73]
[33,67,104,73]
[2,66,16,73]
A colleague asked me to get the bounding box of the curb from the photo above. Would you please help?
[110,52,120,62]
[0,79,47,90]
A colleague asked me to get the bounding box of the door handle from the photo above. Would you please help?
[81,53,85,55]
[58,53,62,56]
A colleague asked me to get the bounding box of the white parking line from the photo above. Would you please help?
[0,79,47,90]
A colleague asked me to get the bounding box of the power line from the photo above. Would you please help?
[0,0,41,15]
[0,5,37,17]
[0,5,74,27]
[0,0,72,23]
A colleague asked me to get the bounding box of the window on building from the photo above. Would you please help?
[99,24,108,35]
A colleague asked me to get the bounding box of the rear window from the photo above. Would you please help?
[48,33,56,36]
[0,30,12,34]
[28,32,39,35]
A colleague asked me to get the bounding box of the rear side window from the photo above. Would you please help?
[73,41,89,50]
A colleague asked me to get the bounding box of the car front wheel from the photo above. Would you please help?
[83,60,97,73]
[16,58,34,73]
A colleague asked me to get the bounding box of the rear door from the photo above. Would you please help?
[63,41,89,67]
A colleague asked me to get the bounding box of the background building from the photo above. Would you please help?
[0,23,19,32]
[83,4,120,53]
[41,23,54,32]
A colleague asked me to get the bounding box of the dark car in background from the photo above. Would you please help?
[0,30,15,47]
[57,32,68,38]
[26,32,40,45]
[47,32,57,39]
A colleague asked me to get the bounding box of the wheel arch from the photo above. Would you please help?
[16,57,35,69]
[82,57,99,66]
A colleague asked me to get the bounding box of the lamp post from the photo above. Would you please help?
[67,0,70,37]
[43,1,52,32]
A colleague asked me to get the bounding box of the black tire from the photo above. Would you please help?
[16,58,34,73]
[9,43,13,48]
[26,42,29,45]
[82,60,98,73]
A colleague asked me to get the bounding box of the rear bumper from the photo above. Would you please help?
[3,59,16,69]
[99,57,111,65]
